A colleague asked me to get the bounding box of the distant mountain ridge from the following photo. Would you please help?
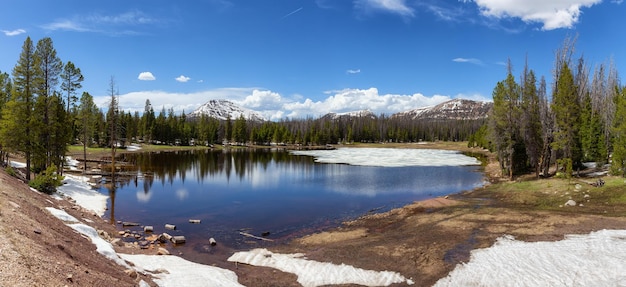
[391,99,492,120]
[188,98,492,122]
[188,99,265,121]
[321,110,376,120]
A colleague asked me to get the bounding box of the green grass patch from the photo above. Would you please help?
[472,176,626,215]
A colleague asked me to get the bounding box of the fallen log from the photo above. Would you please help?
[171,236,186,244]
[239,232,274,242]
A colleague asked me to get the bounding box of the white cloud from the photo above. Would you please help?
[452,58,484,66]
[176,75,191,83]
[94,87,462,120]
[346,69,361,74]
[42,20,90,32]
[2,29,26,36]
[355,0,415,17]
[470,0,601,30]
[138,72,156,81]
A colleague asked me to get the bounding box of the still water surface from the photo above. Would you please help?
[100,148,484,251]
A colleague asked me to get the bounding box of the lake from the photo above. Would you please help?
[99,147,485,253]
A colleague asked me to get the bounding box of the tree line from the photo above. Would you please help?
[0,36,487,185]
[474,36,626,179]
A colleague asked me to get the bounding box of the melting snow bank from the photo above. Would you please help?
[57,174,108,216]
[291,148,480,167]
[45,207,243,287]
[227,248,414,287]
[434,229,626,287]
[119,254,245,287]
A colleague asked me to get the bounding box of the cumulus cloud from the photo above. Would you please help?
[175,75,191,83]
[355,0,414,17]
[138,72,156,81]
[94,87,464,121]
[452,58,484,66]
[469,0,601,30]
[2,29,26,36]
[347,69,361,74]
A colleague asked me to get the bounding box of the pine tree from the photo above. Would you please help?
[60,61,83,112]
[32,37,63,172]
[520,64,543,178]
[612,87,626,176]
[1,37,37,180]
[551,62,582,175]
[489,62,521,179]
[77,92,98,171]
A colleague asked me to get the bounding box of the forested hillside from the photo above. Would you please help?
[474,36,626,179]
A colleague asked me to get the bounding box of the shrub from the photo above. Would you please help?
[5,166,17,177]
[29,165,64,194]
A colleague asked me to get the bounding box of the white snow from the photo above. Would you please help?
[120,254,245,287]
[46,207,244,286]
[9,160,26,168]
[227,248,414,287]
[126,144,142,151]
[434,229,626,287]
[44,207,80,223]
[66,156,80,171]
[68,223,131,268]
[291,148,480,167]
[57,174,108,216]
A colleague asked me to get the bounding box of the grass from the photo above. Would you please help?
[470,175,626,216]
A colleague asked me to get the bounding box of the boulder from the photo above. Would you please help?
[564,199,577,207]
[157,247,170,255]
[209,237,217,246]
[144,226,153,233]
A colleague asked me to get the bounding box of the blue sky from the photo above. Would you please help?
[1,0,625,120]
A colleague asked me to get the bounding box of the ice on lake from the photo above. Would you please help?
[291,148,480,167]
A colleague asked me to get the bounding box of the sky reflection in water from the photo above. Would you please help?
[101,148,485,249]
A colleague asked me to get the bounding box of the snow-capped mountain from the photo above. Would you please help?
[392,99,492,120]
[188,100,266,121]
[322,110,376,120]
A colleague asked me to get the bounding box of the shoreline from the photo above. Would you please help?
[4,142,626,286]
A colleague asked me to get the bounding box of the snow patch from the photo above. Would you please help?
[120,254,245,287]
[68,223,131,268]
[126,144,142,151]
[44,207,79,223]
[9,160,26,168]
[291,148,480,167]
[434,230,626,287]
[227,248,413,287]
[57,174,108,216]
[66,156,80,171]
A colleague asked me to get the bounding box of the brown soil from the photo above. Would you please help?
[2,144,626,287]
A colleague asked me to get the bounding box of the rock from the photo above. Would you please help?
[165,224,176,230]
[144,226,153,233]
[171,236,186,244]
[34,229,42,235]
[66,273,73,282]
[584,194,590,199]
[111,238,124,247]
[188,219,201,224]
[138,240,150,249]
[122,222,140,227]
[118,231,126,236]
[261,231,271,237]
[575,184,582,190]
[157,247,170,255]
[124,269,138,279]
[564,199,577,207]
[209,237,217,246]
